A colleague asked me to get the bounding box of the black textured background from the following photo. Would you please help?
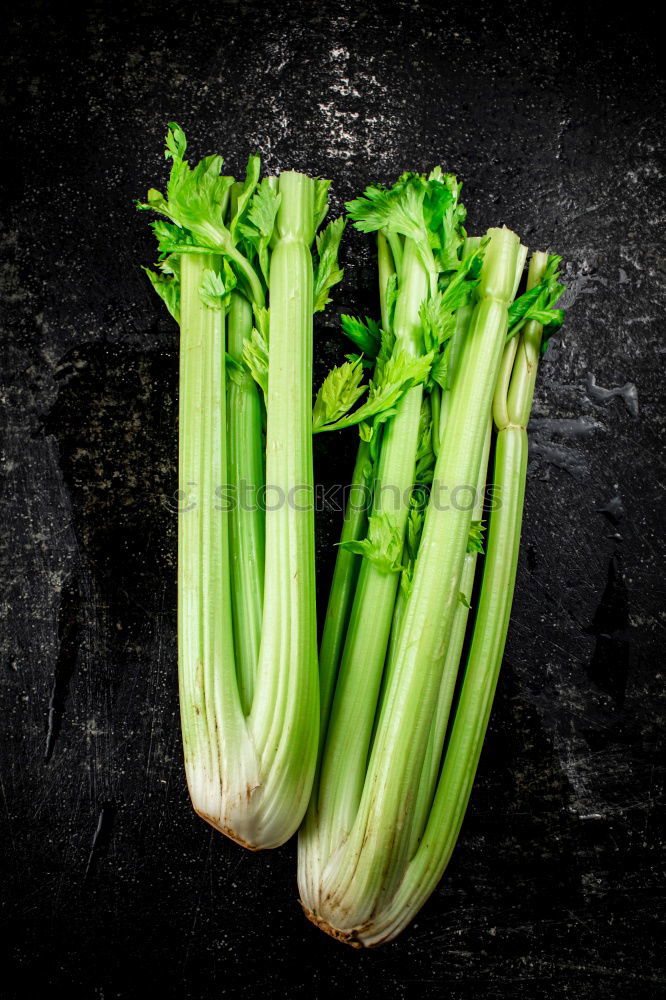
[1,1,664,997]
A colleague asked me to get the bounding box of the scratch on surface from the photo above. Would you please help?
[45,571,83,760]
[0,771,17,856]
[83,801,116,883]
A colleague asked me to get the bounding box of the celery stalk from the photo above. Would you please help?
[346,250,555,947]
[227,288,264,715]
[301,225,521,940]
[140,127,344,850]
[247,173,319,844]
[299,229,398,905]
[407,242,528,855]
[226,183,265,714]
[317,441,371,739]
[177,252,252,835]
[318,230,395,725]
[314,237,428,867]
[405,419,492,858]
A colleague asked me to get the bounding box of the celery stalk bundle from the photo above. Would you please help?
[139,125,344,849]
[136,135,566,942]
[299,171,565,945]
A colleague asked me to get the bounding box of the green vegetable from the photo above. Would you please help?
[139,125,344,849]
[298,167,565,945]
[361,251,559,946]
[139,133,566,940]
[303,174,472,896]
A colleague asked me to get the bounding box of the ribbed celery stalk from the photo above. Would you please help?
[304,226,520,940]
[315,232,396,725]
[349,250,551,947]
[309,237,428,882]
[141,128,344,850]
[405,419,491,858]
[225,183,264,714]
[407,241,528,855]
[177,252,254,834]
[317,230,395,717]
[299,229,396,908]
[432,236,483,455]
[227,301,264,713]
[317,442,371,735]
[246,172,319,846]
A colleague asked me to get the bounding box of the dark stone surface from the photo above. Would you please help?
[1,1,664,996]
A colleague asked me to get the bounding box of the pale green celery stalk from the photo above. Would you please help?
[377,231,396,331]
[178,252,256,837]
[313,227,520,939]
[143,129,332,851]
[386,231,404,277]
[409,240,527,852]
[226,287,265,715]
[316,231,396,732]
[437,238,526,450]
[317,443,371,744]
[302,237,428,889]
[298,230,395,907]
[405,419,491,857]
[297,440,371,908]
[355,249,551,947]
[492,243,530,431]
[433,237,483,456]
[246,172,320,847]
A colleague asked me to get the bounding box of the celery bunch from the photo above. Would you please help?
[137,137,566,942]
[139,125,344,849]
[299,171,564,945]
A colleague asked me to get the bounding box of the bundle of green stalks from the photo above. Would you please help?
[299,170,565,946]
[139,124,344,849]
[138,134,565,944]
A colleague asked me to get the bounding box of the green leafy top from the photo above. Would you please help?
[229,156,261,241]
[421,246,483,348]
[140,123,345,323]
[312,357,366,431]
[199,262,237,310]
[314,178,333,232]
[138,123,234,249]
[238,178,281,288]
[399,487,429,595]
[313,344,432,434]
[346,170,468,292]
[340,315,383,358]
[414,399,435,485]
[138,123,265,305]
[507,254,566,351]
[143,257,180,324]
[466,519,485,555]
[314,217,346,313]
[316,175,481,438]
[340,511,405,574]
[242,326,269,399]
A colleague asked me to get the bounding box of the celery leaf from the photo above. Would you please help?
[239,179,281,286]
[313,358,366,431]
[314,217,345,313]
[199,261,237,310]
[466,519,485,555]
[507,254,566,345]
[242,327,269,398]
[340,315,382,357]
[340,512,405,574]
[144,264,180,323]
